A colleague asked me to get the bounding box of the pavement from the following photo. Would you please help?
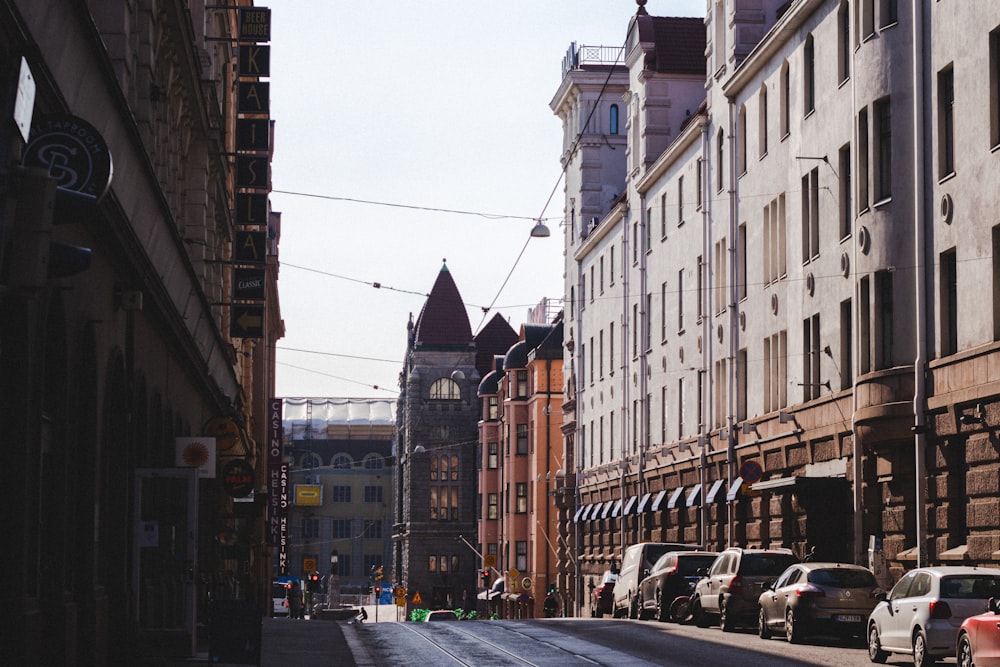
[167,604,393,667]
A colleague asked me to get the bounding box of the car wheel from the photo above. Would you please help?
[669,596,693,624]
[868,624,888,664]
[912,630,938,667]
[656,591,668,622]
[693,597,711,628]
[628,593,639,620]
[758,607,772,639]
[785,608,803,644]
[719,596,734,632]
[957,633,974,667]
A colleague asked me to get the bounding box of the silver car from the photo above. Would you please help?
[867,566,1000,667]
[758,562,880,643]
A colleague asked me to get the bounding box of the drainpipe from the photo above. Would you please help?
[544,358,552,602]
[911,0,928,568]
[725,98,738,548]
[638,190,649,551]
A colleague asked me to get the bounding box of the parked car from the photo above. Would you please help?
[638,551,719,622]
[692,547,799,631]
[591,570,617,617]
[425,610,459,621]
[613,542,703,619]
[867,566,1000,667]
[757,562,881,643]
[271,581,290,617]
[957,596,1000,667]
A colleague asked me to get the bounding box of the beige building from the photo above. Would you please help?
[554,0,1000,616]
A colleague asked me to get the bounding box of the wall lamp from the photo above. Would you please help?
[741,422,760,437]
[959,403,986,426]
[778,411,798,426]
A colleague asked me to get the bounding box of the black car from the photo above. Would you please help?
[638,551,718,621]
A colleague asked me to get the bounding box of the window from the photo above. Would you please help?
[801,167,819,262]
[780,62,790,138]
[879,0,897,28]
[738,223,747,300]
[609,411,615,459]
[610,245,616,284]
[839,144,852,239]
[696,158,703,210]
[661,387,668,444]
[589,336,594,384]
[517,370,528,397]
[803,35,815,115]
[859,276,871,373]
[838,2,850,83]
[364,486,383,503]
[645,207,652,251]
[363,520,383,539]
[363,455,383,470]
[590,266,595,302]
[677,377,686,439]
[430,455,439,481]
[661,282,668,341]
[332,454,352,469]
[334,554,351,577]
[364,554,381,574]
[861,0,874,39]
[803,314,821,402]
[994,226,1000,340]
[875,270,894,369]
[737,347,747,420]
[991,29,1000,147]
[488,396,498,420]
[660,193,667,238]
[599,416,604,460]
[633,303,639,357]
[874,98,892,201]
[697,371,705,433]
[759,85,768,157]
[714,0,726,73]
[677,269,685,331]
[487,442,498,469]
[299,452,320,469]
[938,66,955,178]
[600,256,605,294]
[515,483,528,513]
[941,249,958,356]
[516,541,528,572]
[516,424,528,455]
[302,517,319,538]
[717,129,725,191]
[599,329,604,378]
[332,485,351,502]
[429,377,461,399]
[714,359,727,429]
[487,493,498,519]
[764,194,787,285]
[633,221,639,264]
[645,292,652,350]
[331,519,352,539]
[610,104,619,134]
[428,555,437,572]
[840,299,853,390]
[713,241,727,315]
[764,330,788,412]
[738,104,747,174]
[609,321,615,371]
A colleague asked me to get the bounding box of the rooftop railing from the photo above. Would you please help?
[561,43,625,77]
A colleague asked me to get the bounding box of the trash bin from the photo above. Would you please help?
[209,600,261,665]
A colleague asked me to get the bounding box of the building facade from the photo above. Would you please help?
[0,1,281,663]
[477,317,565,618]
[281,398,395,600]
[554,0,1000,616]
[394,264,518,612]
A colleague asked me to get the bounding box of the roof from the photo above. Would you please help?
[473,313,518,379]
[413,264,473,347]
[650,17,706,75]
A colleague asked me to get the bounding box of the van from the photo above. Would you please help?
[271,581,290,617]
[613,542,702,619]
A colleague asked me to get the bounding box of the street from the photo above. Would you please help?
[238,606,959,667]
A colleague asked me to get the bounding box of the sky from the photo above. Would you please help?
[269,1,704,399]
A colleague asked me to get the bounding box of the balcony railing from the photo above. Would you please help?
[561,43,625,77]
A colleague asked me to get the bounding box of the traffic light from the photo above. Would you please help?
[481,570,491,586]
[374,566,383,581]
[548,584,556,595]
[307,573,319,593]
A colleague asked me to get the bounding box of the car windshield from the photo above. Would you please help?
[645,545,672,567]
[741,554,799,576]
[808,569,877,588]
[940,575,1000,599]
[272,584,287,598]
[678,555,718,574]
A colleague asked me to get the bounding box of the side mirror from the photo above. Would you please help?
[874,591,888,603]
[989,597,1000,614]
[762,580,774,592]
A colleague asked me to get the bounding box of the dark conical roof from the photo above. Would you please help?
[473,313,518,379]
[413,263,473,347]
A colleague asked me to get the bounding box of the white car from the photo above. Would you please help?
[867,566,1000,667]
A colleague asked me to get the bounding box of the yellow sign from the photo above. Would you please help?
[294,485,322,506]
[395,597,406,607]
[484,554,496,568]
[509,568,520,579]
[303,557,317,573]
[412,591,422,605]
[395,586,407,598]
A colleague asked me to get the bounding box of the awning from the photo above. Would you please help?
[666,486,686,509]
[611,498,623,518]
[726,477,745,501]
[622,495,638,516]
[574,504,591,522]
[586,503,602,520]
[750,475,849,498]
[649,489,669,512]
[706,479,726,503]
[636,492,653,513]
[600,500,615,519]
[686,485,702,507]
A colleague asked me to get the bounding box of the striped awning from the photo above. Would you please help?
[706,479,726,503]
[622,495,638,516]
[573,504,591,522]
[649,489,670,512]
[636,492,653,513]
[686,485,702,507]
[611,498,623,518]
[600,500,615,519]
[726,477,745,501]
[666,486,686,509]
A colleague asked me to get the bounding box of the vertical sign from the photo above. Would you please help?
[268,397,288,581]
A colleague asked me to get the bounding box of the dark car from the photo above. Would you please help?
[638,551,719,622]
[693,547,799,631]
[591,570,617,617]
[613,542,703,619]
[757,562,881,643]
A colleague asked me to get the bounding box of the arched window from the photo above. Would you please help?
[610,104,619,135]
[332,453,353,469]
[300,452,322,469]
[363,454,383,469]
[429,377,460,400]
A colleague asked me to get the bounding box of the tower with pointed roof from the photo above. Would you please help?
[394,263,517,610]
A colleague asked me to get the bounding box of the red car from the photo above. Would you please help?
[592,570,617,617]
[957,597,1000,667]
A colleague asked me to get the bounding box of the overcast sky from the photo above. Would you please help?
[269,0,703,399]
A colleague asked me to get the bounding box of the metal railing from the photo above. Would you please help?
[561,43,625,77]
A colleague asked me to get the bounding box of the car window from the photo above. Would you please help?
[652,554,674,572]
[709,554,730,575]
[645,545,672,568]
[889,572,917,600]
[809,569,877,588]
[940,576,1000,599]
[622,548,639,571]
[774,567,795,588]
[909,573,932,597]
[740,554,799,576]
[678,555,718,575]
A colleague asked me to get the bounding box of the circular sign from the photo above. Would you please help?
[395,586,406,598]
[23,114,113,198]
[221,459,255,497]
[205,416,242,451]
[522,577,532,591]
[740,460,763,484]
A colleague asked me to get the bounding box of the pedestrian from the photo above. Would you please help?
[543,593,558,618]
[288,580,303,619]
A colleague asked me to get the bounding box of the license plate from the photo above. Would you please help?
[834,615,862,623]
